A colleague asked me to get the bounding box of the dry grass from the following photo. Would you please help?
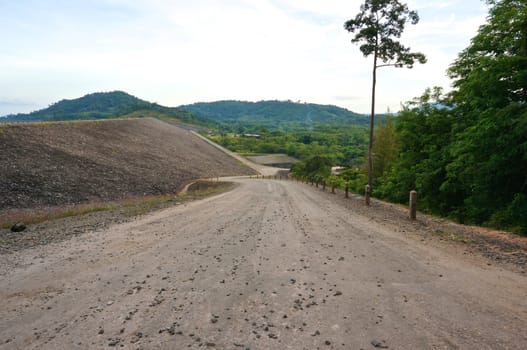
[0,181,233,229]
[0,118,143,131]
[434,229,475,244]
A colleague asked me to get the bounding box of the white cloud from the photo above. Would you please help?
[0,0,487,115]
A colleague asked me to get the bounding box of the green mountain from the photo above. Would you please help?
[179,100,371,130]
[2,91,148,121]
[1,93,379,131]
[0,91,215,127]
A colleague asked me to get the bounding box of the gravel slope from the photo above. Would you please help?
[1,178,525,349]
[0,118,255,210]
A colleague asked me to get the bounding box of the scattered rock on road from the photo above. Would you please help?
[10,222,26,232]
[371,339,388,348]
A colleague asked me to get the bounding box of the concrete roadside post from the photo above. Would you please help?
[410,190,418,220]
[365,185,371,206]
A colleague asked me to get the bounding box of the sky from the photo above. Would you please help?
[0,0,488,116]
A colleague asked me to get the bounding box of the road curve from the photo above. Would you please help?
[190,132,282,176]
[1,178,526,349]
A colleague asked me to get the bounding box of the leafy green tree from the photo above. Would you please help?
[376,0,527,233]
[337,168,368,194]
[372,116,397,182]
[448,0,527,110]
[290,161,306,179]
[443,0,527,231]
[344,0,426,197]
[291,156,333,181]
[376,88,457,215]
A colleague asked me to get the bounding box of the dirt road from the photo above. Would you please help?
[190,132,282,176]
[1,178,526,349]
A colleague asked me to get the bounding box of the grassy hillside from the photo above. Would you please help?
[182,100,373,168]
[0,92,375,173]
[1,91,217,127]
[179,100,372,131]
[1,93,377,132]
[2,91,147,121]
[0,118,254,211]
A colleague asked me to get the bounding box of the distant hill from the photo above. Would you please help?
[179,100,371,130]
[0,91,215,127]
[1,92,386,131]
[1,91,147,121]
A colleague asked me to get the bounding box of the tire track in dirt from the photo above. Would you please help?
[1,179,526,349]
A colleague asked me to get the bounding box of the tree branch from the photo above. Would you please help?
[376,63,398,68]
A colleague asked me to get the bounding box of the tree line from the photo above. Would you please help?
[210,124,368,168]
[292,0,526,234]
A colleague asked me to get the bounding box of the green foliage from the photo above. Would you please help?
[443,104,527,226]
[180,100,375,131]
[376,88,456,215]
[448,0,527,109]
[344,0,426,190]
[210,124,368,168]
[3,91,150,121]
[376,0,527,234]
[344,0,426,68]
[2,91,217,128]
[336,168,368,194]
[372,116,398,180]
[487,194,527,234]
[290,155,332,181]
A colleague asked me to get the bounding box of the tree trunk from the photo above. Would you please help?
[368,47,378,199]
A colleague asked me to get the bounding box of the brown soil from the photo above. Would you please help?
[1,178,526,349]
[0,181,236,254]
[308,182,527,272]
[0,118,255,211]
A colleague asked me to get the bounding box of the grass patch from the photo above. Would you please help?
[177,181,235,202]
[0,181,234,229]
[0,117,141,129]
[434,229,474,244]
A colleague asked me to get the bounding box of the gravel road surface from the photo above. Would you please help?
[1,178,526,349]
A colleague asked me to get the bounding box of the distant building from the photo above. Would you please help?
[331,166,345,175]
[243,134,261,139]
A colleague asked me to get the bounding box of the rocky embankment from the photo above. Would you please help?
[0,118,254,211]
